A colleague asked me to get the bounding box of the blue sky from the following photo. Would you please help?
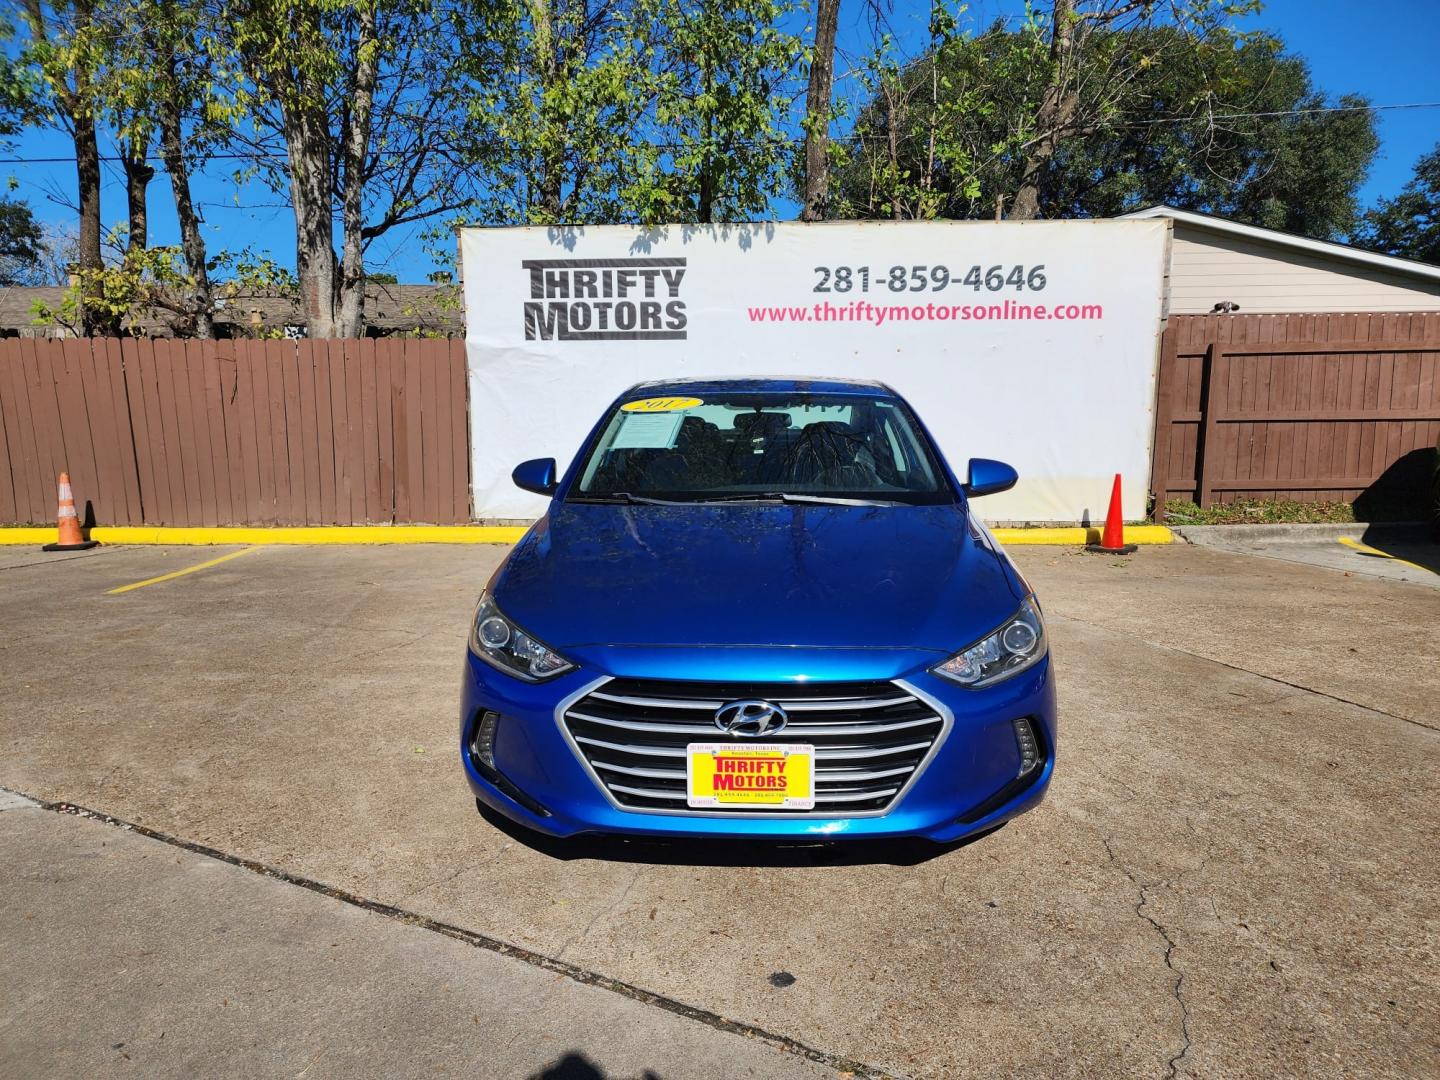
[5,0,1437,281]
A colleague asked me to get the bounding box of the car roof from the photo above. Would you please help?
[624,376,895,399]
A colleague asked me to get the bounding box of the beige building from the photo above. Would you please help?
[1122,205,1440,315]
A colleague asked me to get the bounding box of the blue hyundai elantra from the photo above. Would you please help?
[460,378,1056,843]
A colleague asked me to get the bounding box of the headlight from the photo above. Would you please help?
[932,597,1047,688]
[468,592,575,681]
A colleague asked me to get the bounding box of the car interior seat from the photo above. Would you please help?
[729,412,795,484]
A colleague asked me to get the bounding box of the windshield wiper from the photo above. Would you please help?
[706,492,904,507]
[577,491,905,507]
[605,491,697,506]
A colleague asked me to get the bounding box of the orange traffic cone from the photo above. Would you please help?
[42,473,99,552]
[1085,473,1137,555]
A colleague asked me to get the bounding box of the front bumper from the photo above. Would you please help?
[459,649,1056,844]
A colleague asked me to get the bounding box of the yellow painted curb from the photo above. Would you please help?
[0,529,55,545]
[1,523,1172,547]
[991,526,1173,546]
[0,525,528,546]
[1337,535,1433,574]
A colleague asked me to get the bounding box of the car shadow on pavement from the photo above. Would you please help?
[476,799,999,866]
[1357,523,1440,576]
[530,1052,660,1080]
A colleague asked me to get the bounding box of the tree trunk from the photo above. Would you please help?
[285,102,338,338]
[800,0,840,222]
[122,135,154,253]
[698,67,714,224]
[883,77,902,221]
[72,44,113,328]
[23,0,108,334]
[530,0,565,221]
[336,3,379,338]
[1011,0,1077,221]
[922,64,937,203]
[698,160,714,224]
[239,4,339,338]
[72,104,107,334]
[158,83,214,339]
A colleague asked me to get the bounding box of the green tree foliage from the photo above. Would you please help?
[18,0,275,336]
[1358,143,1440,266]
[17,1,111,331]
[0,197,46,285]
[225,0,484,336]
[835,14,1379,240]
[835,2,995,221]
[0,13,41,139]
[460,0,662,224]
[89,0,246,334]
[632,0,802,223]
[0,0,1410,337]
[1003,0,1250,222]
[456,0,802,227]
[31,224,297,335]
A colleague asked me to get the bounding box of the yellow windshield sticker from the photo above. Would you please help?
[621,396,702,413]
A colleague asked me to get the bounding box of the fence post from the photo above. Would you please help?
[1195,343,1222,507]
[1150,324,1178,522]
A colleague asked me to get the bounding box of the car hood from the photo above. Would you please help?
[492,502,1024,655]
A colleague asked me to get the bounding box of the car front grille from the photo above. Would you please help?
[560,678,947,814]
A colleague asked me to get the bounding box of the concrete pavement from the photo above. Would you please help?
[1173,523,1440,590]
[0,796,842,1080]
[0,541,1436,1078]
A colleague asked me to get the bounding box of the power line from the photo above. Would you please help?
[0,100,1437,167]
[1130,100,1440,126]
[1,150,281,166]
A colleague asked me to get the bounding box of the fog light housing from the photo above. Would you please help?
[466,710,552,819]
[471,710,501,773]
[1012,716,1041,777]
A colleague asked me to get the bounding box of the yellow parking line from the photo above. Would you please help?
[106,547,259,595]
[1337,536,1432,574]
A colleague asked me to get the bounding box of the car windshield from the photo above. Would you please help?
[569,391,955,505]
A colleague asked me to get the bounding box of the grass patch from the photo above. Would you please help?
[1162,499,1357,526]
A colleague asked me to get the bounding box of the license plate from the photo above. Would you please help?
[685,743,815,810]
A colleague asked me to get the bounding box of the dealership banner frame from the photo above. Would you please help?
[461,220,1170,522]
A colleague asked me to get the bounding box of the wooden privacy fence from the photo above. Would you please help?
[1152,313,1440,514]
[0,338,471,526]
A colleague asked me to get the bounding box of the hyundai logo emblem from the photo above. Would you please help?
[714,699,788,737]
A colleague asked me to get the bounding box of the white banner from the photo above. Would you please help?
[461,220,1169,522]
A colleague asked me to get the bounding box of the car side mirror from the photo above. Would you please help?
[512,458,558,496]
[963,458,1018,498]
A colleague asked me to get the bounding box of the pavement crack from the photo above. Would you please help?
[406,862,472,899]
[556,871,643,961]
[17,794,905,1080]
[341,631,432,665]
[1050,612,1439,735]
[0,548,120,572]
[1103,837,1194,1080]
